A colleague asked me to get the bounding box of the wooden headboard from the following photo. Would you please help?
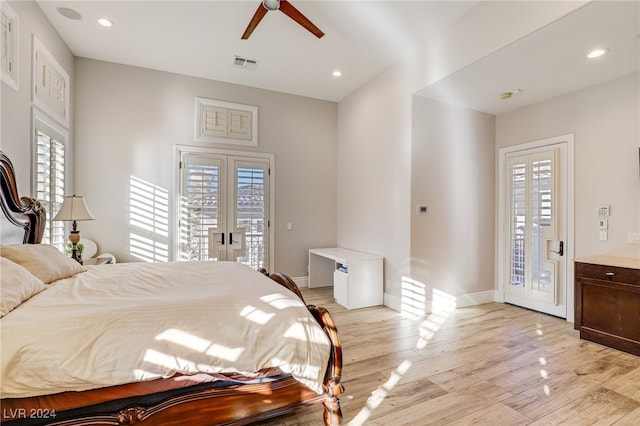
[0,151,46,244]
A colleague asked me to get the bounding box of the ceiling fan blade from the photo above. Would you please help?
[241,3,268,39]
[279,0,324,39]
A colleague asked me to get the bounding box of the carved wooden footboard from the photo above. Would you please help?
[1,275,344,426]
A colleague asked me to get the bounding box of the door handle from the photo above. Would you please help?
[551,240,564,256]
[229,232,233,244]
[221,232,225,245]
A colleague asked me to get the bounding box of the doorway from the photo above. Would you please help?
[176,147,273,271]
[498,135,574,319]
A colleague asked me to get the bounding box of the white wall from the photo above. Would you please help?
[337,1,584,310]
[337,62,413,302]
[411,97,495,303]
[74,58,338,274]
[496,72,640,259]
[0,0,74,195]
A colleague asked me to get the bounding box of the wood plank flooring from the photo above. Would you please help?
[254,287,640,425]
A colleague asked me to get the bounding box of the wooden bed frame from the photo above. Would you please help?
[0,151,344,425]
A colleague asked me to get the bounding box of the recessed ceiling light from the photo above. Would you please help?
[587,48,609,59]
[57,7,81,20]
[97,17,115,27]
[332,70,342,77]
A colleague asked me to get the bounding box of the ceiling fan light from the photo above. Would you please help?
[332,70,342,77]
[263,0,280,11]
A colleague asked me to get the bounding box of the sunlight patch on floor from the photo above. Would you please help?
[348,279,457,425]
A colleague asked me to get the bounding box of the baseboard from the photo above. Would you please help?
[384,290,496,314]
[297,276,497,314]
[292,276,308,289]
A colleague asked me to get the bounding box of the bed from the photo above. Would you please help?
[0,151,343,425]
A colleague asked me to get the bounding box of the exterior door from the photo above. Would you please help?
[503,143,568,318]
[179,151,270,270]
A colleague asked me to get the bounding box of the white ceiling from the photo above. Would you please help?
[36,1,639,114]
[417,0,640,114]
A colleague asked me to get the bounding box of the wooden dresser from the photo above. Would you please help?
[574,256,640,356]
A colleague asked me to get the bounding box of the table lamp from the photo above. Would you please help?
[53,194,95,264]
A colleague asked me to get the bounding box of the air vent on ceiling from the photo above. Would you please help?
[233,56,258,71]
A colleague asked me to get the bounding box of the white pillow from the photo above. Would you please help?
[0,244,85,284]
[0,257,47,317]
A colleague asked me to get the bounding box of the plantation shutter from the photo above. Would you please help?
[507,158,526,289]
[234,161,268,269]
[200,105,227,138]
[180,155,225,261]
[228,109,253,141]
[506,150,557,301]
[35,121,66,250]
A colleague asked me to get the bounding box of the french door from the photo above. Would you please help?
[501,139,570,318]
[177,149,272,270]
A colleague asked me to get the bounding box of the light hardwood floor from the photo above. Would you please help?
[255,287,640,425]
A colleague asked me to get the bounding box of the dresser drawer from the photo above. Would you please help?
[575,262,640,285]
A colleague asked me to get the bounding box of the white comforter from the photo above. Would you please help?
[0,261,330,398]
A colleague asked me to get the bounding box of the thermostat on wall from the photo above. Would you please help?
[597,205,610,216]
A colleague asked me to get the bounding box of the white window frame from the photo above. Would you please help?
[173,145,275,272]
[1,1,19,91]
[32,36,70,127]
[32,109,69,251]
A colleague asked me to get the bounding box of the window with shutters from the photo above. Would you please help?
[34,113,67,251]
[235,165,266,268]
[195,98,257,146]
[181,157,222,261]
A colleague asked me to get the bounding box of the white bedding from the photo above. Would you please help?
[0,261,330,398]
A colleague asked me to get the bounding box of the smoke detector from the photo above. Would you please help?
[233,56,259,71]
[500,89,521,100]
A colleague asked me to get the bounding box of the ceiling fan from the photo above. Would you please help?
[241,0,325,40]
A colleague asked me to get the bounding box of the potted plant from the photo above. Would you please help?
[65,241,85,260]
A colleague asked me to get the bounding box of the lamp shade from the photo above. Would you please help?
[53,195,95,221]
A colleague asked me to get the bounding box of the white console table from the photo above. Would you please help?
[308,248,383,309]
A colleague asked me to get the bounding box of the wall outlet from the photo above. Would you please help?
[628,233,640,244]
